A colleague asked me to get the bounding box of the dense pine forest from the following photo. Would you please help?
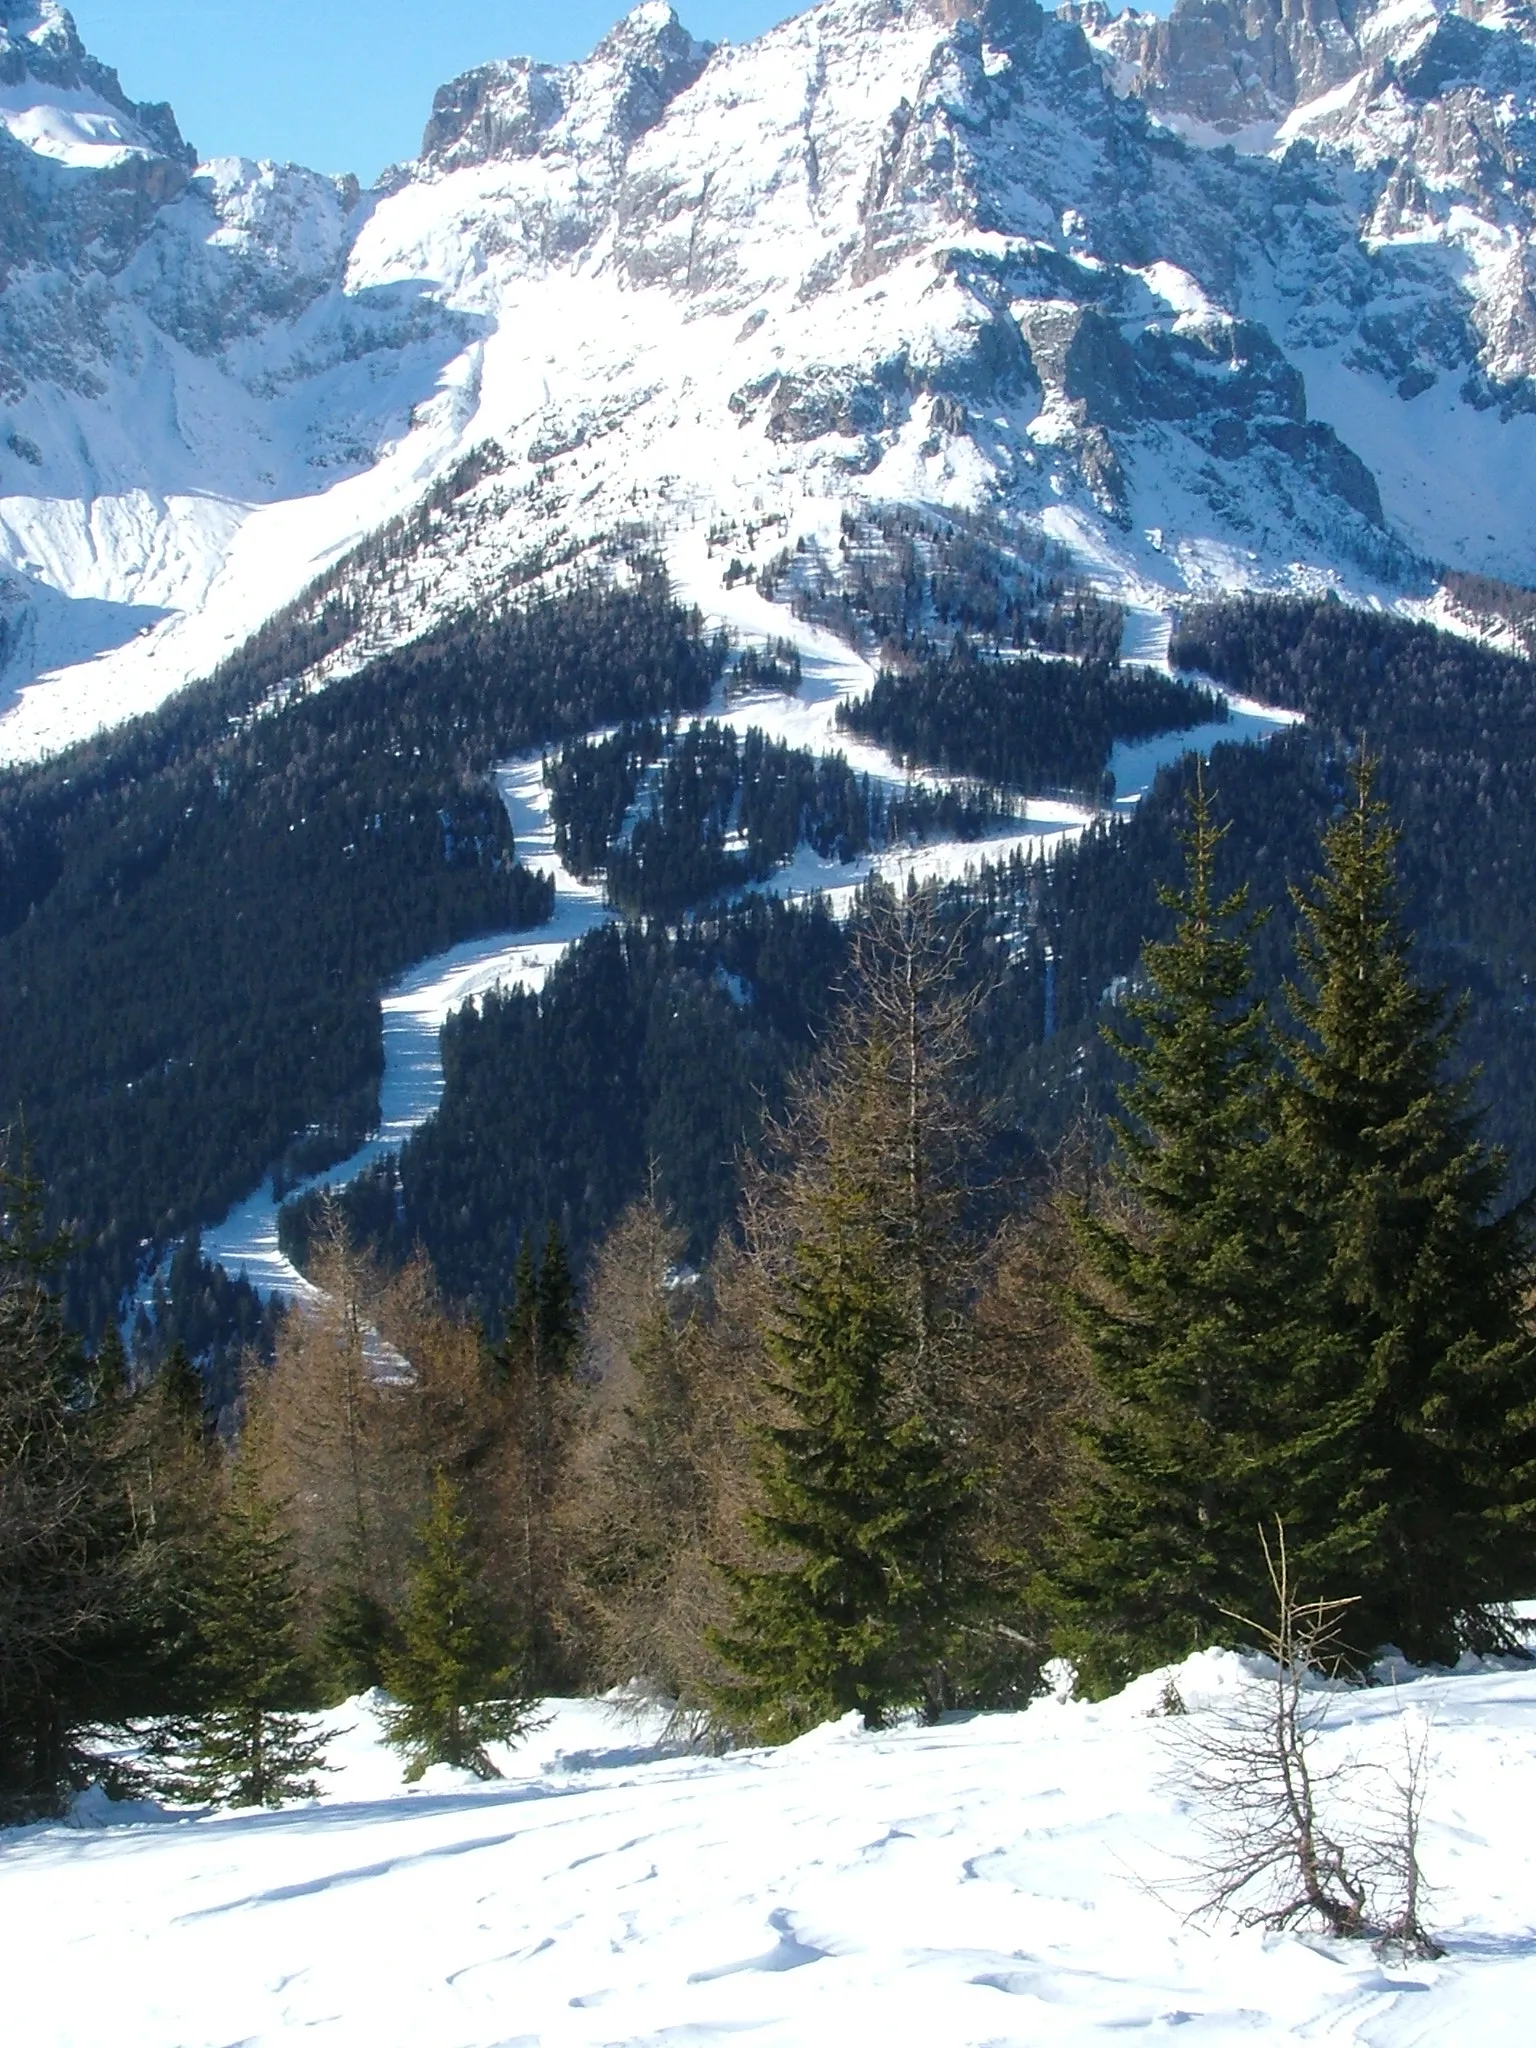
[0,569,723,1332]
[550,719,1017,919]
[280,588,1536,1330]
[840,643,1223,797]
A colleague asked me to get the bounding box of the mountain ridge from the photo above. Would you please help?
[2,0,1536,760]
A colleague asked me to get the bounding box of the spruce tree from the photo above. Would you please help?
[182,1457,327,1807]
[381,1472,539,1780]
[710,886,1001,1735]
[1054,773,1304,1686]
[156,1343,206,1435]
[1279,755,1536,1660]
[712,1201,974,1739]
[536,1222,579,1374]
[113,1327,223,1722]
[91,1321,130,1406]
[495,1229,578,1685]
[316,1555,395,1698]
[0,1155,128,1813]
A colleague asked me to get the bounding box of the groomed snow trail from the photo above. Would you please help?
[4,1655,1533,2046]
[198,755,612,1297]
[198,556,1296,1300]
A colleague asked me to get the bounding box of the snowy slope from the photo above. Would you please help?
[3,1655,1534,2045]
[200,558,1295,1303]
[10,0,1536,760]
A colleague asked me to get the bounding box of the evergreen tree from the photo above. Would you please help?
[112,1326,223,1722]
[713,1197,974,1739]
[90,1321,130,1406]
[182,1457,326,1807]
[381,1472,539,1780]
[536,1222,579,1374]
[316,1557,396,1699]
[1279,755,1536,1660]
[0,1154,128,1814]
[495,1229,579,1685]
[156,1343,206,1435]
[710,886,1003,1736]
[1054,774,1304,1686]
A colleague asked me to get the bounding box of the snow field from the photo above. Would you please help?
[4,1655,1535,2046]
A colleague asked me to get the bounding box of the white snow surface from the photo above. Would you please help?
[0,79,154,167]
[4,1653,1535,2045]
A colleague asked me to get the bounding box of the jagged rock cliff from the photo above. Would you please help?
[4,0,1536,757]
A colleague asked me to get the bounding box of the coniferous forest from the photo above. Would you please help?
[2,569,1536,1819]
[0,569,722,1332]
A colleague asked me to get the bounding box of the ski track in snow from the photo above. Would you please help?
[198,556,1298,1300]
[4,1651,1534,2046]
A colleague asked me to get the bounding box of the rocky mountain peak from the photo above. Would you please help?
[0,2,192,165]
[1068,0,1536,138]
[17,0,1536,765]
[420,2,713,172]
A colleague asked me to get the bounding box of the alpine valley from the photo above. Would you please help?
[5,0,1536,1338]
[6,15,1536,2036]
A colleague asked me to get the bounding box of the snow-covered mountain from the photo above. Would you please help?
[5,0,1536,760]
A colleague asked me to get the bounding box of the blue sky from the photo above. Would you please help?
[72,2,1170,184]
[70,2,804,181]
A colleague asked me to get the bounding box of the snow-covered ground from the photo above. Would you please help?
[5,1653,1534,2045]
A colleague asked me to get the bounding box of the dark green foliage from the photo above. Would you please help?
[156,1344,206,1435]
[841,642,1224,798]
[0,570,719,1331]
[281,899,851,1314]
[552,718,1010,920]
[494,1224,579,1684]
[381,1472,539,1780]
[1277,760,1536,1661]
[0,1156,129,1814]
[533,1222,579,1375]
[1052,780,1306,1686]
[181,1459,326,1807]
[1170,595,1536,984]
[713,1221,974,1739]
[546,721,666,877]
[728,640,802,696]
[317,1574,396,1701]
[91,1320,129,1405]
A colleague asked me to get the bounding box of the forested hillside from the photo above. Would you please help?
[312,598,1536,1321]
[0,570,723,1331]
[840,644,1222,797]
